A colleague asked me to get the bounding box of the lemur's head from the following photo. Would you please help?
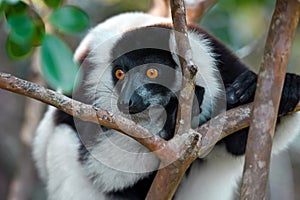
[108,27,183,140]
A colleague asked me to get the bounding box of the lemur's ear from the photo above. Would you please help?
[74,34,92,64]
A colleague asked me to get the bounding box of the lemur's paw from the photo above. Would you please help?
[226,70,257,105]
[279,73,300,115]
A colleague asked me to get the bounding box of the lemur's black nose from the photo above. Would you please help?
[117,93,148,114]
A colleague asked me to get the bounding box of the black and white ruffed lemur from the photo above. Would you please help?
[33,12,300,200]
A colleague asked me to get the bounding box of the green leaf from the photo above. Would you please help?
[43,0,62,8]
[6,34,33,59]
[41,34,79,94]
[7,13,35,44]
[4,1,45,46]
[49,6,89,34]
[29,9,45,46]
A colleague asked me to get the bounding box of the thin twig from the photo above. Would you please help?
[240,0,300,199]
[170,0,197,134]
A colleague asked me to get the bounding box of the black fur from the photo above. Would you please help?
[189,25,248,85]
[224,71,300,155]
[54,109,76,131]
[105,173,156,200]
[279,73,300,115]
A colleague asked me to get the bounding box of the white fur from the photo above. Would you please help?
[271,112,300,155]
[82,130,159,192]
[33,106,56,181]
[33,107,105,199]
[46,125,104,200]
[74,12,171,63]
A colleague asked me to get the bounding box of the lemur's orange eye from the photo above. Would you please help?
[115,69,125,80]
[146,68,158,79]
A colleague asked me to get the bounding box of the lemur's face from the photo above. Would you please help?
[112,49,180,115]
[110,49,181,140]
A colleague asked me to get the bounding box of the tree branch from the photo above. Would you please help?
[170,0,197,134]
[0,72,167,156]
[240,0,300,199]
[197,102,300,156]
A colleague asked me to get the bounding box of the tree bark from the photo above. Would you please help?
[240,0,300,199]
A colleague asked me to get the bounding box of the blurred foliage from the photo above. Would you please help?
[3,1,45,58]
[43,0,63,8]
[0,0,90,93]
[201,0,275,49]
[41,34,80,94]
[103,0,150,12]
[200,0,299,72]
[49,6,89,34]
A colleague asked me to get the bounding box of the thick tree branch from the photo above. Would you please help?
[240,0,300,199]
[0,72,167,156]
